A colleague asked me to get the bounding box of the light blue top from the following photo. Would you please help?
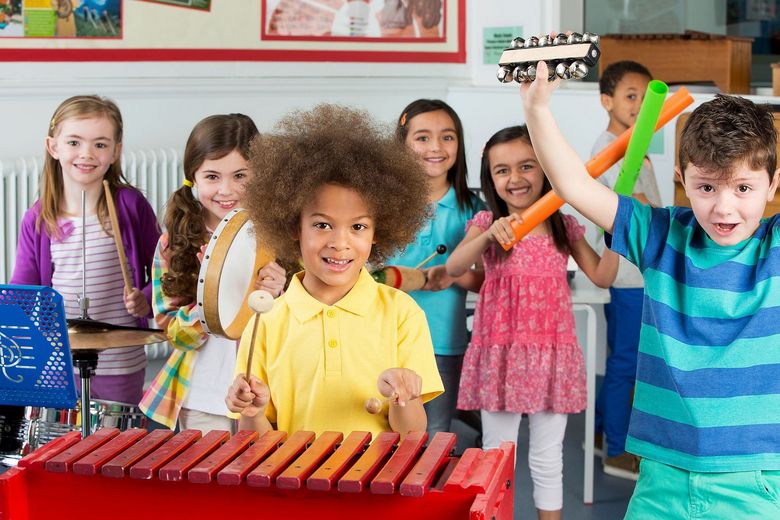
[608,195,780,472]
[386,186,482,356]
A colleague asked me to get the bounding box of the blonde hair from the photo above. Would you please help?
[38,95,129,238]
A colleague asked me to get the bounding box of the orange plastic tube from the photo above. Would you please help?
[503,87,693,250]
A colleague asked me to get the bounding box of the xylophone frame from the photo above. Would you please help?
[0,428,515,520]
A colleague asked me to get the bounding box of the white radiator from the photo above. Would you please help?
[0,148,182,360]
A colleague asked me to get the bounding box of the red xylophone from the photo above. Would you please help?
[0,428,515,519]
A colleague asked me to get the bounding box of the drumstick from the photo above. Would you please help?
[102,180,132,291]
[413,244,447,269]
[245,290,274,381]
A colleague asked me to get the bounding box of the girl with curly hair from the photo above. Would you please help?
[225,104,444,437]
[386,99,484,440]
[140,114,286,433]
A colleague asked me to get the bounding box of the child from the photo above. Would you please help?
[139,114,286,433]
[592,60,663,480]
[10,94,160,405]
[386,99,483,438]
[446,125,616,520]
[225,104,444,437]
[522,61,780,518]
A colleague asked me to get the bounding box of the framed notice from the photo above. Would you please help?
[0,0,121,39]
[0,0,464,62]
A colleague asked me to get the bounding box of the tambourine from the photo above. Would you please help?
[196,209,274,339]
[496,32,600,83]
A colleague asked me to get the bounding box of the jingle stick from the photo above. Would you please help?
[102,181,133,292]
[413,244,447,270]
[245,290,273,381]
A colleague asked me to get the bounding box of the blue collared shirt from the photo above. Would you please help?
[386,186,483,356]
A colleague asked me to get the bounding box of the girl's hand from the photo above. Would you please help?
[519,60,561,113]
[225,374,270,418]
[196,244,208,264]
[487,214,522,247]
[422,265,454,292]
[378,368,422,408]
[254,261,286,298]
[124,287,150,318]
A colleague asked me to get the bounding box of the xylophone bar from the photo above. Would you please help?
[0,429,515,520]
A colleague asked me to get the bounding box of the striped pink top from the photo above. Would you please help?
[50,214,147,376]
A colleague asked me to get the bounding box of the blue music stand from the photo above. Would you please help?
[0,285,77,409]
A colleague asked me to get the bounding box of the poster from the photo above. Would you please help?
[0,0,464,62]
[263,0,445,40]
[0,0,121,38]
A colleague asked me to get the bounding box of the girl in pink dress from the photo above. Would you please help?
[446,125,616,520]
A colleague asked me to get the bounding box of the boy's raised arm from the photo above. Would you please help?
[520,60,619,233]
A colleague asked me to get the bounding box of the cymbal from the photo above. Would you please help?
[67,318,168,350]
[68,330,168,350]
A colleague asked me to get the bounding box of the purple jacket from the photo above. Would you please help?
[10,187,161,328]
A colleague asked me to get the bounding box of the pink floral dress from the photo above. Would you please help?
[457,211,587,414]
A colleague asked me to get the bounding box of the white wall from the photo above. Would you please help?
[6,0,775,375]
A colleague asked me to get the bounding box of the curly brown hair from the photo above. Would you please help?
[679,94,777,181]
[244,104,430,266]
[161,114,259,302]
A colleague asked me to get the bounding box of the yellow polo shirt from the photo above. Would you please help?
[232,268,443,436]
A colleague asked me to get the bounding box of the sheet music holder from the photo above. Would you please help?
[0,284,77,409]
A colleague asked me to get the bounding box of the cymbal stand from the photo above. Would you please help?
[72,350,97,439]
[77,191,90,320]
[75,190,94,438]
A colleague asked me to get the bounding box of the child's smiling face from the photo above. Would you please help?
[298,183,375,305]
[488,137,545,215]
[679,161,779,246]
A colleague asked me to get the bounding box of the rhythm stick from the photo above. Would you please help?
[371,265,426,292]
[613,80,668,196]
[413,244,447,269]
[102,180,133,291]
[244,290,273,381]
[502,86,693,250]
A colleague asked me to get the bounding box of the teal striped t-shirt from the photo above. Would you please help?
[608,195,780,472]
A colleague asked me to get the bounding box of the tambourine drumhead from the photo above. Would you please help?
[196,209,273,339]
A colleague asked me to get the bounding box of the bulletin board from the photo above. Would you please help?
[0,0,465,62]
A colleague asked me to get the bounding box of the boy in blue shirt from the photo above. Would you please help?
[592,60,662,480]
[521,60,780,518]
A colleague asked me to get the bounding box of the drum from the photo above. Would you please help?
[197,209,274,339]
[0,400,147,466]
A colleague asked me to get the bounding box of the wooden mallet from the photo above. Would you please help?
[244,290,274,381]
[414,244,447,269]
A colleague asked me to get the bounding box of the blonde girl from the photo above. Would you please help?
[11,94,160,405]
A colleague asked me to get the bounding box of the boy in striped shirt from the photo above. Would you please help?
[521,61,780,518]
